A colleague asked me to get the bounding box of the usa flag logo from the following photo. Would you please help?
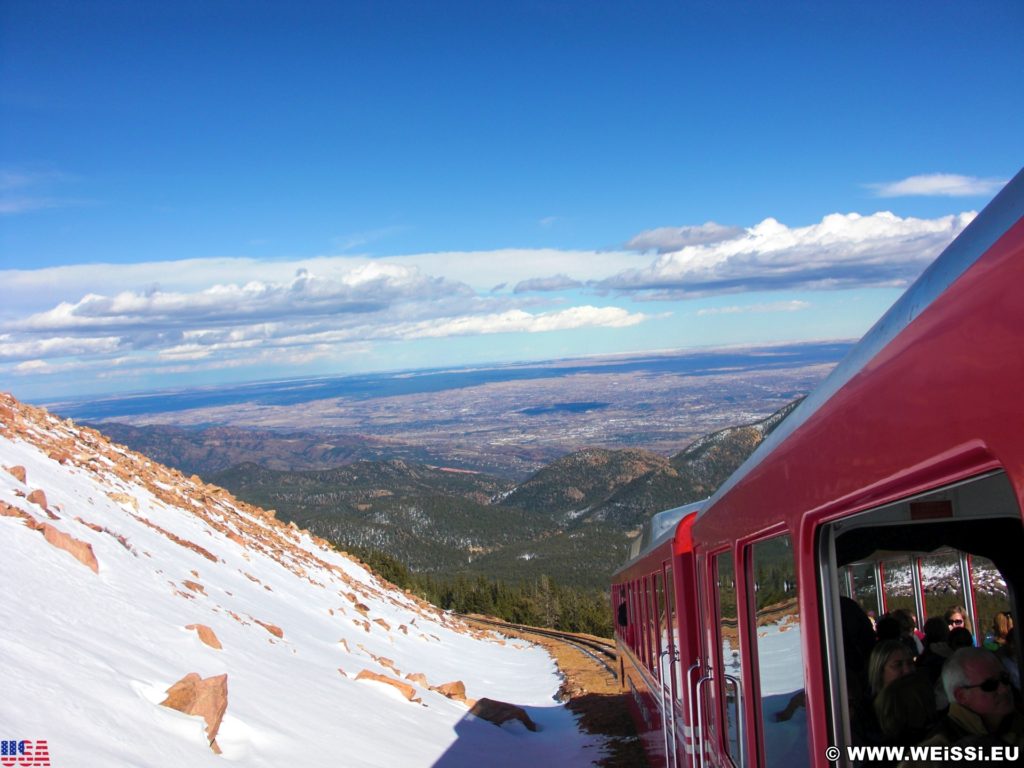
[0,740,50,767]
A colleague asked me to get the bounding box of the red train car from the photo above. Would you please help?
[613,167,1024,768]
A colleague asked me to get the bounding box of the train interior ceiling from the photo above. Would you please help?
[820,470,1022,737]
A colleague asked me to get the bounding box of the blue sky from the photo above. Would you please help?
[1,0,1021,401]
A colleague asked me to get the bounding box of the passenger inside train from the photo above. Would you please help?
[823,470,1024,759]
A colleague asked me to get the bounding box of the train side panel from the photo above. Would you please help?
[616,170,1024,767]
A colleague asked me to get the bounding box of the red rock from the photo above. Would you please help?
[38,523,99,573]
[1,501,31,520]
[160,672,229,753]
[405,672,429,687]
[185,624,223,650]
[432,680,468,703]
[355,670,421,703]
[469,698,537,731]
[254,619,283,638]
[4,465,26,484]
[27,489,48,511]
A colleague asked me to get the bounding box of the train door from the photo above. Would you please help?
[745,533,810,768]
[659,561,680,768]
[694,548,747,768]
[817,470,1024,764]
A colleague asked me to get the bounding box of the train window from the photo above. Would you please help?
[971,554,1012,647]
[878,558,917,616]
[919,550,970,628]
[714,550,745,768]
[817,470,1024,757]
[664,564,683,698]
[841,561,881,619]
[749,534,809,768]
[645,574,659,673]
[653,571,665,679]
[640,576,652,669]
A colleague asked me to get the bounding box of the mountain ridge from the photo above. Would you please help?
[0,391,598,766]
[204,401,803,590]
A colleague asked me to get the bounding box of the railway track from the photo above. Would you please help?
[458,614,619,678]
[460,615,649,768]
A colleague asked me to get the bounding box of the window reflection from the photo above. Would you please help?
[751,535,808,768]
[716,551,744,767]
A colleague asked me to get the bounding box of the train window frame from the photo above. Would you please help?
[746,532,810,768]
[713,548,746,768]
[816,469,1024,761]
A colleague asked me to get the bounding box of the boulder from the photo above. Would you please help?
[160,672,229,753]
[38,523,99,573]
[432,680,469,703]
[185,624,223,650]
[355,670,421,704]
[27,489,48,511]
[469,698,537,731]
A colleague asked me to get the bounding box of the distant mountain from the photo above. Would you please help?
[209,401,802,591]
[499,448,672,523]
[207,460,537,574]
[92,422,437,476]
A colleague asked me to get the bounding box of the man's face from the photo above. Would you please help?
[954,654,1014,723]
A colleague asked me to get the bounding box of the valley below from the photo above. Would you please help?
[43,342,848,625]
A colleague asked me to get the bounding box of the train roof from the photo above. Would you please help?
[616,498,706,574]
[698,166,1024,521]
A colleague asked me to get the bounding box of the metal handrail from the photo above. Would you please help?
[723,673,745,768]
[660,647,681,767]
[685,662,701,765]
[694,673,713,768]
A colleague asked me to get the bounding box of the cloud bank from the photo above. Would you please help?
[601,210,974,299]
[625,222,745,252]
[868,173,1007,198]
[0,207,973,391]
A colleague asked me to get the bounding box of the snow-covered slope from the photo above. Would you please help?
[0,393,599,767]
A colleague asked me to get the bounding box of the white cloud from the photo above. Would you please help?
[602,210,975,299]
[0,206,975,388]
[513,274,584,293]
[625,222,744,252]
[868,173,1007,198]
[12,264,470,334]
[696,300,810,316]
[393,306,647,339]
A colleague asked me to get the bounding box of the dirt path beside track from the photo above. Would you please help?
[462,616,648,768]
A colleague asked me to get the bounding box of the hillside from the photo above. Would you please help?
[93,422,438,476]
[207,402,801,591]
[500,448,672,522]
[0,393,600,767]
[207,461,531,573]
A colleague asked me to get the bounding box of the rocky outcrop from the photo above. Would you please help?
[431,680,470,704]
[470,698,537,731]
[355,670,422,704]
[160,673,229,753]
[31,521,100,573]
[254,619,284,639]
[186,624,223,650]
